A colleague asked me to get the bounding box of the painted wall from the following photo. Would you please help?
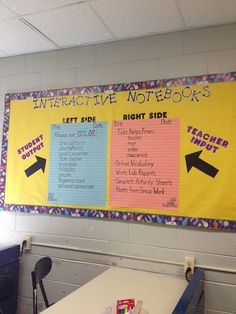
[0,23,236,314]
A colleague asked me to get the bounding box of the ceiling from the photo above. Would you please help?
[0,0,236,58]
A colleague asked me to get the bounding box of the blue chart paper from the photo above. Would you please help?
[48,122,108,206]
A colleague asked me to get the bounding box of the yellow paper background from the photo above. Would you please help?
[5,81,236,220]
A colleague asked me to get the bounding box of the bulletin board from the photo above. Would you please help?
[1,72,236,230]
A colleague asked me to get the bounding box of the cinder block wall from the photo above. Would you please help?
[0,23,236,314]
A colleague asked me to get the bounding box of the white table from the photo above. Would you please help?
[41,267,188,314]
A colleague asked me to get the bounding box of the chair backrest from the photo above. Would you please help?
[31,257,52,314]
[0,276,14,314]
[0,276,14,300]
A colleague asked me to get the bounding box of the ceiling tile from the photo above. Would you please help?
[90,0,184,38]
[0,2,15,21]
[0,18,55,55]
[179,0,236,27]
[24,2,113,47]
[0,0,81,15]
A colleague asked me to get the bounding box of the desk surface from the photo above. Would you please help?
[41,267,187,314]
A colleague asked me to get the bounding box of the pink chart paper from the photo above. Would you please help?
[110,119,180,210]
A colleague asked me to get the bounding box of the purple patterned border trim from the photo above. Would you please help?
[1,72,236,230]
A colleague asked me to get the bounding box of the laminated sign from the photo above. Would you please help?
[1,72,236,229]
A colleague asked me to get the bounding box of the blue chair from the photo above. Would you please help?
[0,276,14,314]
